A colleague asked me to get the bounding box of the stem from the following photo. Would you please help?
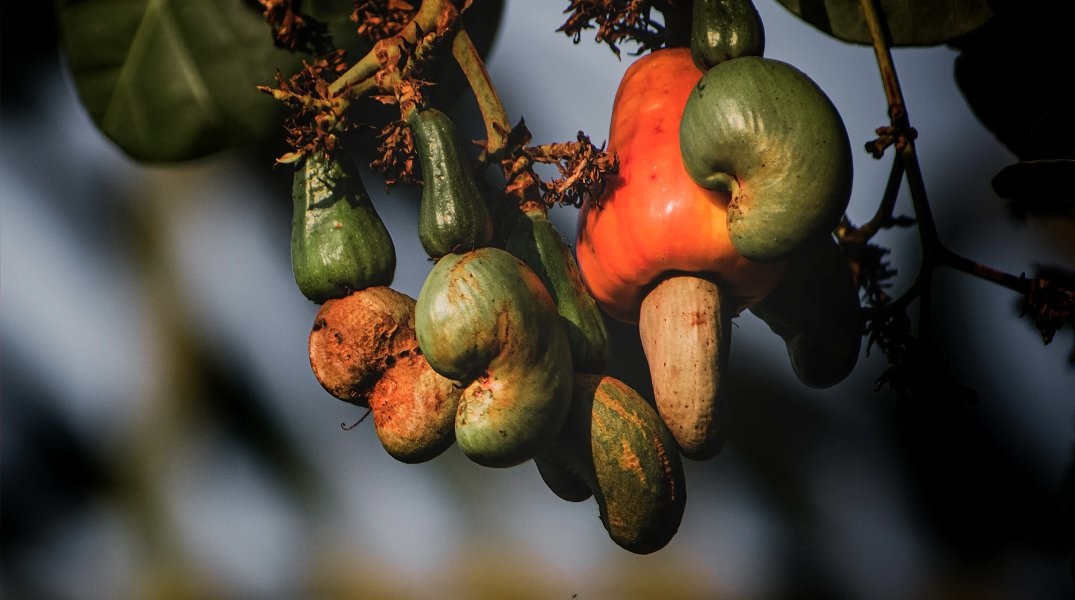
[938,248,1029,294]
[845,157,904,244]
[451,22,546,208]
[861,0,941,338]
[859,0,1044,338]
[452,27,511,159]
[327,0,453,100]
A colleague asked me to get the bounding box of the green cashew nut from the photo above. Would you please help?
[290,151,395,302]
[535,374,686,554]
[415,247,573,468]
[679,56,853,261]
[749,235,862,387]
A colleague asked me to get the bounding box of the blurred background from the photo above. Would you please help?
[3,1,1073,598]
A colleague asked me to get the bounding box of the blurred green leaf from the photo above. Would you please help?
[55,0,503,164]
[55,0,353,162]
[775,0,992,46]
[992,160,1075,220]
[952,4,1075,162]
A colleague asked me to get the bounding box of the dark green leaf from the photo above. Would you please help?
[56,0,353,162]
[952,4,1075,162]
[775,0,992,46]
[992,160,1075,220]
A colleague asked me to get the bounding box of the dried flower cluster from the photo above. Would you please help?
[529,131,618,208]
[258,50,351,162]
[258,0,332,54]
[353,0,418,41]
[559,0,666,56]
[1021,267,1075,361]
[496,121,617,208]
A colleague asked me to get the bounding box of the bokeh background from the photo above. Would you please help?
[3,2,1074,598]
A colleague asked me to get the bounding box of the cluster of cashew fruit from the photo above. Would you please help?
[294,0,861,554]
[296,103,684,553]
[576,0,861,460]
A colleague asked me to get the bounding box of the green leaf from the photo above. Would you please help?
[56,0,351,162]
[952,5,1075,163]
[775,0,993,46]
[992,160,1075,220]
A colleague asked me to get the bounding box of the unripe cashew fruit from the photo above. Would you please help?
[415,247,573,468]
[535,374,686,554]
[408,107,494,259]
[291,151,395,302]
[749,236,862,388]
[679,56,853,261]
[308,286,458,463]
[506,204,610,374]
[691,0,765,70]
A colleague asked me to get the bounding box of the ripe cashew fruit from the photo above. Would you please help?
[535,374,686,554]
[415,247,573,468]
[679,56,853,261]
[308,286,458,463]
[749,236,862,388]
[577,48,783,459]
[408,107,493,258]
[691,0,765,70]
[291,151,395,302]
[506,204,610,374]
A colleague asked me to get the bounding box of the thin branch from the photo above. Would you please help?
[451,27,511,159]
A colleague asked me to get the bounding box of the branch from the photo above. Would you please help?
[858,0,1075,373]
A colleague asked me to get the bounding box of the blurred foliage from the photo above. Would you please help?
[775,0,993,46]
[53,0,504,163]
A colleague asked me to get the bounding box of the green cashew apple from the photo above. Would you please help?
[291,150,395,302]
[408,107,493,258]
[505,204,610,374]
[749,236,862,388]
[679,56,853,261]
[308,286,458,463]
[535,374,686,554]
[415,247,573,468]
[691,0,765,70]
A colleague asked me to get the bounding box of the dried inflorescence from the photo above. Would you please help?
[258,0,332,53]
[372,119,418,186]
[559,0,666,56]
[530,131,618,208]
[352,0,418,41]
[259,49,352,162]
[498,121,617,208]
[1021,267,1075,361]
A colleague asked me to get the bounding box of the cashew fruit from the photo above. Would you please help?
[691,0,765,70]
[308,286,458,463]
[408,107,493,258]
[536,374,686,554]
[291,150,395,302]
[506,204,610,374]
[679,56,853,261]
[415,247,573,468]
[577,48,784,459]
[749,236,862,388]
[576,48,783,325]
